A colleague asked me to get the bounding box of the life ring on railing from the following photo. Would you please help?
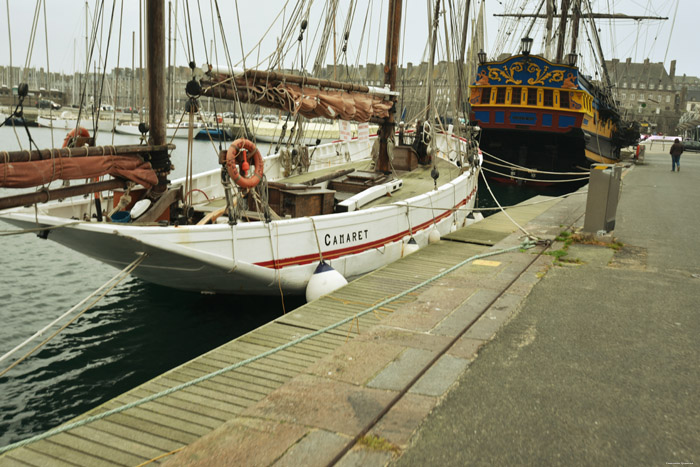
[62,127,91,148]
[225,138,264,189]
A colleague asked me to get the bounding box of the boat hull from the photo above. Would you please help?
[1,134,479,296]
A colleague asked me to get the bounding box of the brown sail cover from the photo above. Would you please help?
[259,83,393,122]
[0,156,158,188]
[203,76,393,123]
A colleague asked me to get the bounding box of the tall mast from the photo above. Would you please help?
[455,0,472,114]
[544,0,555,59]
[555,0,570,63]
[146,0,169,194]
[569,0,581,57]
[424,0,441,122]
[167,0,172,122]
[375,0,402,173]
[147,1,166,145]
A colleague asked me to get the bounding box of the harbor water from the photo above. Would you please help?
[0,125,577,446]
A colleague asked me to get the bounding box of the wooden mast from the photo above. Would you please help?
[375,0,402,173]
[569,0,581,57]
[455,0,472,114]
[555,0,570,63]
[146,0,169,194]
[424,0,441,122]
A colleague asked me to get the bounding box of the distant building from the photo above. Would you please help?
[606,58,683,134]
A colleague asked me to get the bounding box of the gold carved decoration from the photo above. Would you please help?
[526,63,565,86]
[485,62,524,85]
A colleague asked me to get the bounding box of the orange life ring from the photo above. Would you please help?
[225,138,264,189]
[62,127,91,148]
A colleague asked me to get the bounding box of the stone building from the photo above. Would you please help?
[605,58,682,134]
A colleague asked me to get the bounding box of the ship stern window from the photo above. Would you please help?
[560,90,570,109]
[526,88,537,106]
[511,87,522,105]
[495,87,507,104]
[481,87,492,104]
[543,89,554,107]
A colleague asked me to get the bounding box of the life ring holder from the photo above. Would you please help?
[225,138,264,189]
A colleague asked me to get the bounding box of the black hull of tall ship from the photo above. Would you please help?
[469,54,634,187]
[478,126,617,186]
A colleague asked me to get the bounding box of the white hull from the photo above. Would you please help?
[1,134,480,296]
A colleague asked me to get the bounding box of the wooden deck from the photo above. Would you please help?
[0,195,559,466]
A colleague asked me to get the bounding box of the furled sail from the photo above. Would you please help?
[0,146,163,189]
[200,67,396,123]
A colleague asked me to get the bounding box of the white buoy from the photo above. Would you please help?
[402,237,419,256]
[450,222,458,233]
[428,226,441,243]
[305,261,348,302]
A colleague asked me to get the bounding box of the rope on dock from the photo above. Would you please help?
[0,240,535,455]
[0,254,147,378]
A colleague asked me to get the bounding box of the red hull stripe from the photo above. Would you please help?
[255,186,476,269]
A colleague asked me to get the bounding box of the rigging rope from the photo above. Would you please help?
[0,254,147,379]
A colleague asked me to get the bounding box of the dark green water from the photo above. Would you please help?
[0,126,580,447]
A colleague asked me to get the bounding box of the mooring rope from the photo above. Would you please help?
[480,169,535,240]
[0,254,146,379]
[0,240,534,455]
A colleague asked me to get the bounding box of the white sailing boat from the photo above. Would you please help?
[0,1,482,299]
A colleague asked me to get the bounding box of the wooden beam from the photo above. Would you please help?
[494,13,668,20]
[0,144,175,163]
[240,70,371,93]
[0,179,126,211]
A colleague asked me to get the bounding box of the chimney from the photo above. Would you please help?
[669,60,676,81]
[625,57,631,66]
[644,58,649,66]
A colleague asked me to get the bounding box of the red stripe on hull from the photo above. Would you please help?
[254,187,476,269]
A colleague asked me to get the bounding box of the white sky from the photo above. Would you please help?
[0,0,694,80]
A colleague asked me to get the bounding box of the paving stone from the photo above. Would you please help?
[274,429,350,467]
[378,297,456,333]
[336,447,395,467]
[370,393,436,447]
[413,284,476,310]
[243,374,395,436]
[163,417,307,467]
[447,336,486,360]
[464,292,524,340]
[366,348,436,391]
[431,289,499,336]
[305,339,404,386]
[358,325,453,353]
[410,354,469,397]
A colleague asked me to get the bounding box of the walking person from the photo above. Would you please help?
[670,138,684,172]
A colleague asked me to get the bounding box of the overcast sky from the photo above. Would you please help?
[0,0,694,81]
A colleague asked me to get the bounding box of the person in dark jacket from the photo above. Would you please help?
[670,138,684,172]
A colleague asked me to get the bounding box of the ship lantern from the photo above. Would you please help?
[566,53,578,67]
[477,49,487,64]
[521,37,533,56]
